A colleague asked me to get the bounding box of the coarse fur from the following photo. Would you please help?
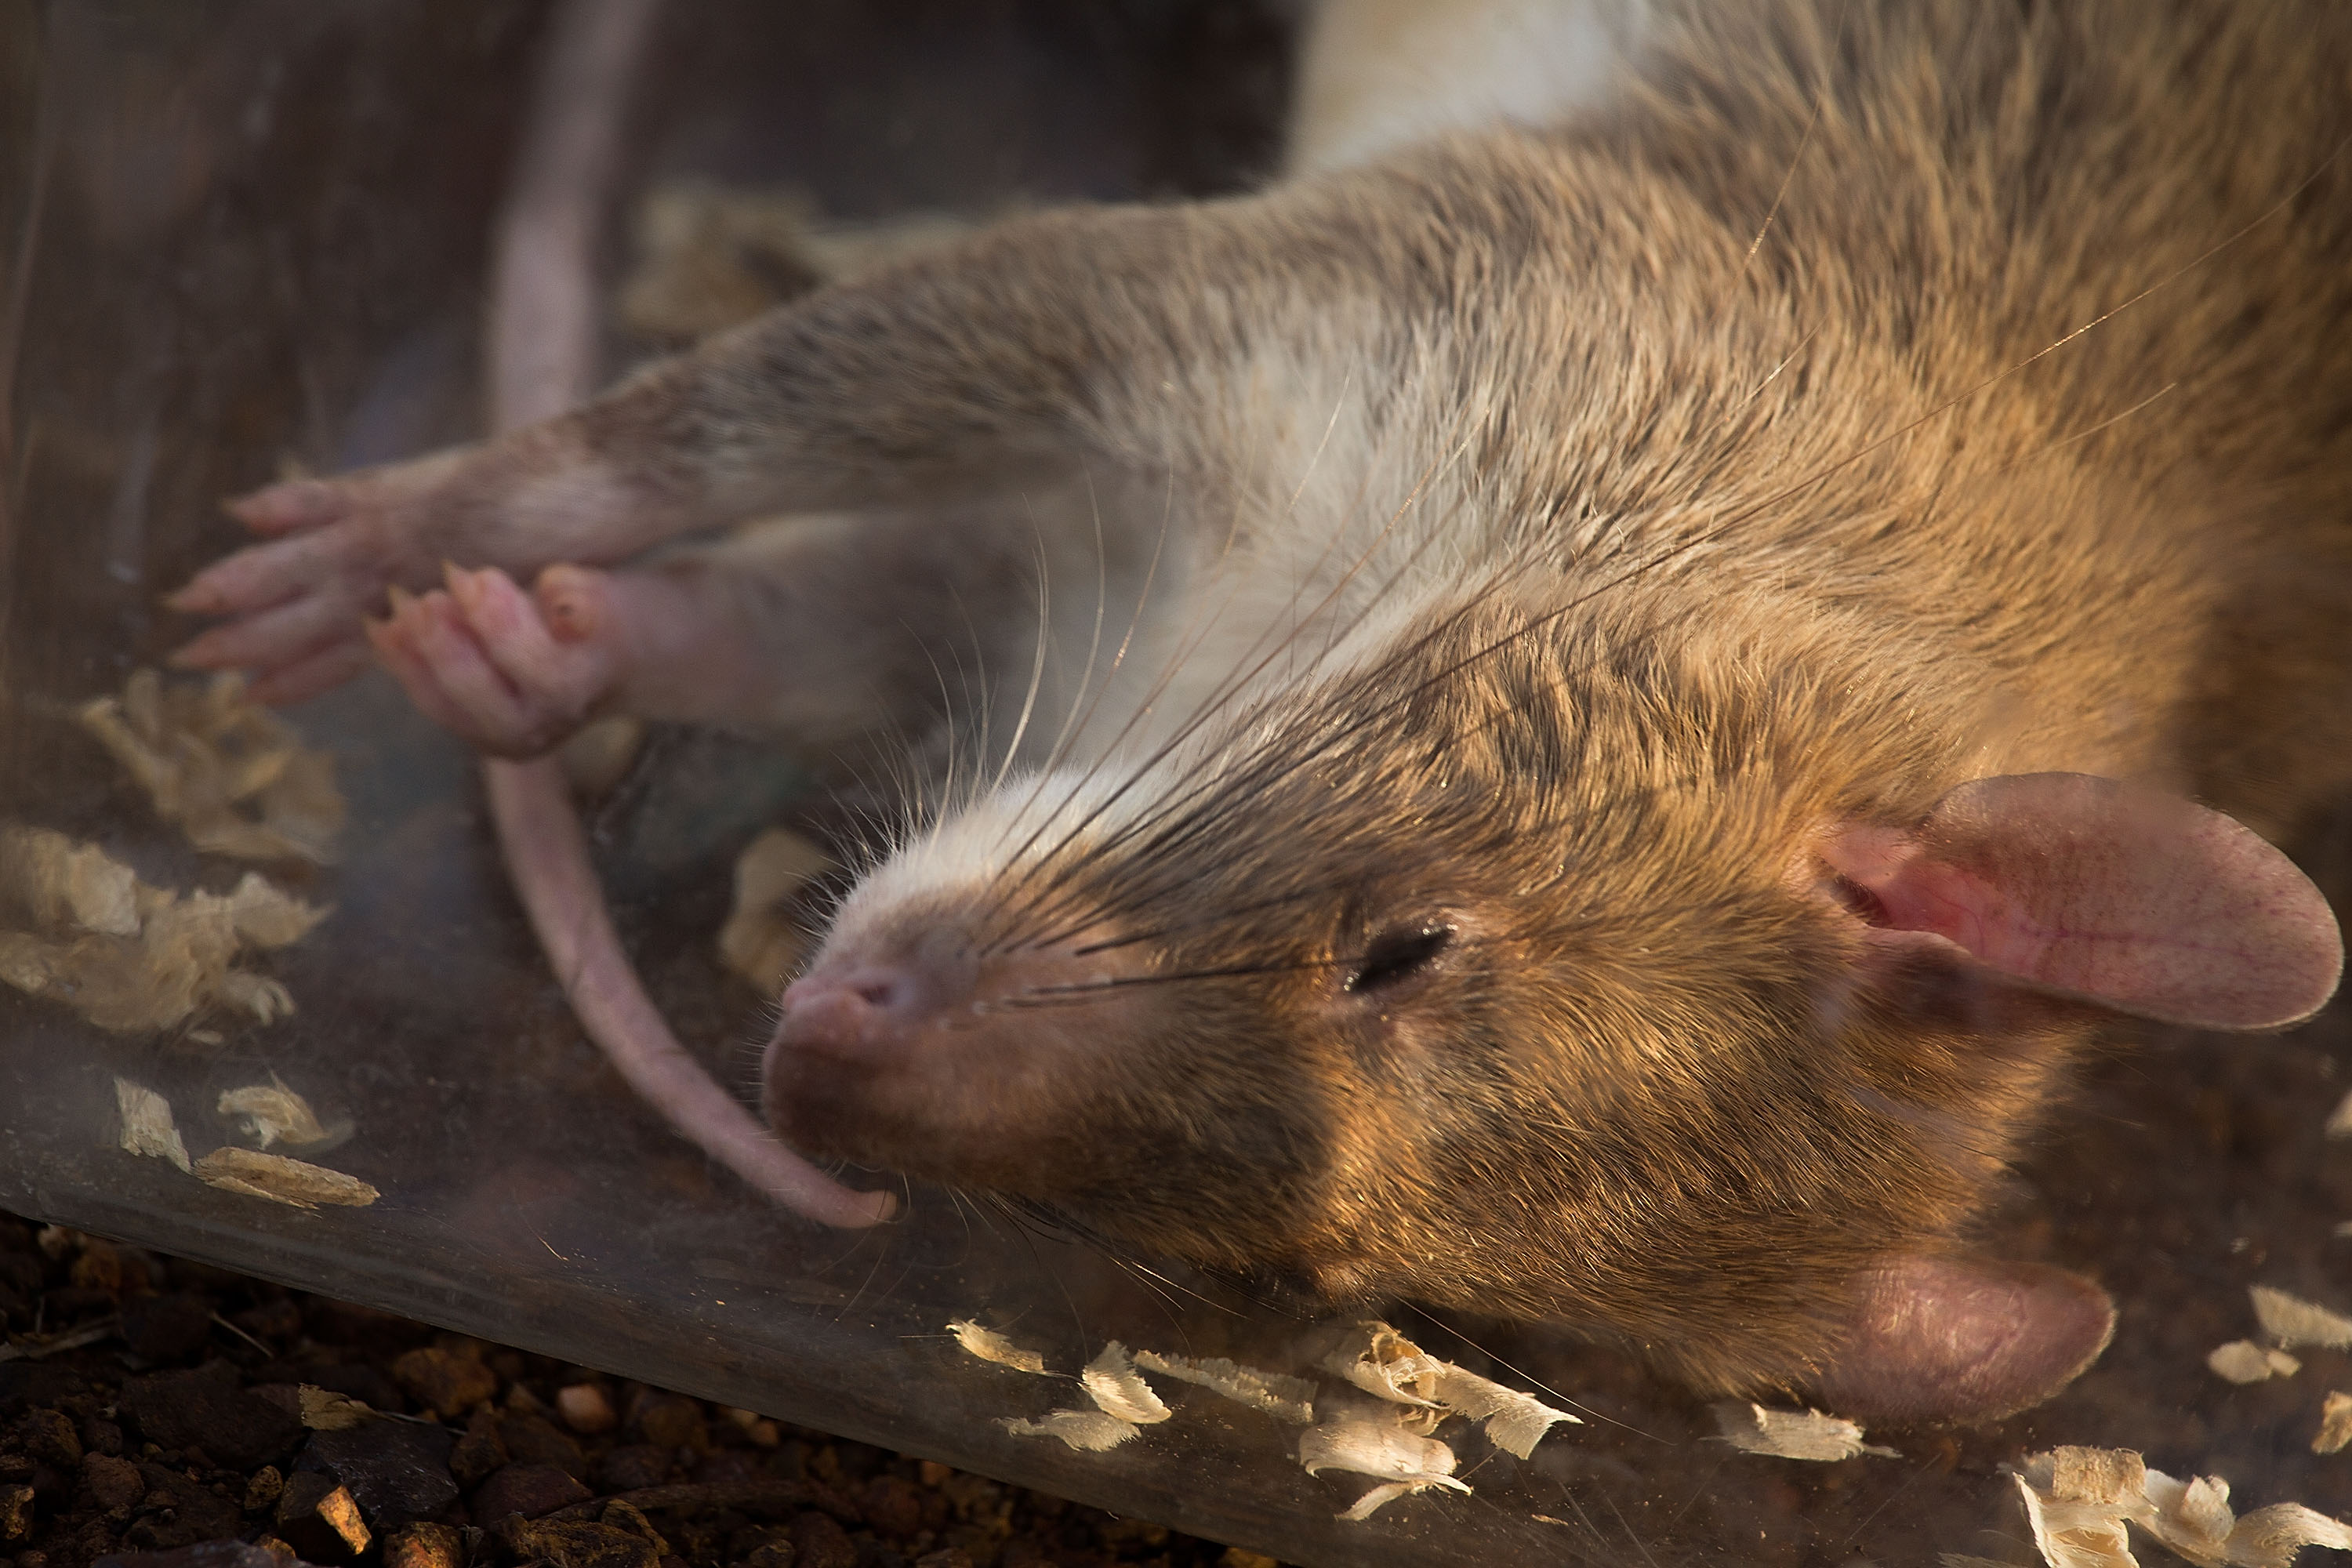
[172,0,2352,1407]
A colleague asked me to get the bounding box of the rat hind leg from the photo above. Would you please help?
[367,559,699,758]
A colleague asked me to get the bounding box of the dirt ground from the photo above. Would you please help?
[0,1210,1277,1568]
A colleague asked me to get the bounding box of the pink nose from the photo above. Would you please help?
[771,925,981,1066]
[778,966,923,1043]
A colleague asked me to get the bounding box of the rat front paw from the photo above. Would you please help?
[169,448,483,705]
[365,562,628,757]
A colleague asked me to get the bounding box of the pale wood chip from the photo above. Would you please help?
[946,1319,1048,1376]
[1711,1403,1894,1461]
[194,1148,377,1209]
[997,1410,1136,1451]
[1080,1342,1170,1425]
[2252,1286,2352,1351]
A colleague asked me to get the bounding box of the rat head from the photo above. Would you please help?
[762,575,2339,1401]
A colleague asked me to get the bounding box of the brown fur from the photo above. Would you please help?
[177,1,2352,1399]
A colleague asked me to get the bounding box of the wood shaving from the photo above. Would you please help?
[2314,1393,2352,1456]
[2209,1341,2302,1384]
[297,1385,376,1430]
[0,835,327,1034]
[1130,1349,1314,1425]
[2251,1286,2352,1351]
[1711,1403,1895,1461]
[193,1147,378,1209]
[0,826,139,935]
[1320,1321,1578,1456]
[217,1080,335,1149]
[1334,1480,1464,1523]
[946,1319,1048,1376]
[1079,1341,1170,1425]
[717,828,830,995]
[1297,1411,1468,1522]
[996,1410,1137,1452]
[2013,1445,2352,1568]
[78,669,344,863]
[113,1078,191,1172]
[2326,1089,2352,1138]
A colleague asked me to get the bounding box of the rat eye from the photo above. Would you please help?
[1345,923,1455,995]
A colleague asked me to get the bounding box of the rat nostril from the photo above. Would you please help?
[852,976,899,1009]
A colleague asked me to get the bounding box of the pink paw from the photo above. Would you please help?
[365,563,626,757]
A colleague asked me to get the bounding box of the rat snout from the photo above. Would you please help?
[761,905,1147,1185]
[771,921,981,1066]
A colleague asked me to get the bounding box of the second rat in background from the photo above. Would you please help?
[171,0,2351,1420]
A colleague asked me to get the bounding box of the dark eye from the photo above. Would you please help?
[1345,923,1455,995]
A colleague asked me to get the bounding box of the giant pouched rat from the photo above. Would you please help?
[169,0,2352,1421]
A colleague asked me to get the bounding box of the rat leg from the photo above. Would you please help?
[171,190,1406,707]
[367,480,1148,764]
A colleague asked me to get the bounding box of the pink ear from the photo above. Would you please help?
[1818,773,2341,1030]
[1808,1254,2115,1421]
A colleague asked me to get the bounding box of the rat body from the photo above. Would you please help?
[174,0,2350,1417]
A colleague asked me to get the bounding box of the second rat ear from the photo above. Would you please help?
[1815,772,2343,1029]
[1805,1253,2117,1421]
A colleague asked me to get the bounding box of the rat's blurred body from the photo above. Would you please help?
[175,1,2350,1417]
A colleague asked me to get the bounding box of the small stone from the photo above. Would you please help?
[80,1415,125,1458]
[629,1394,707,1453]
[862,1475,926,1539]
[448,1410,509,1489]
[0,1363,86,1423]
[120,1294,215,1363]
[691,1450,762,1488]
[502,1518,659,1568]
[78,1452,146,1515]
[382,1522,463,1568]
[122,1363,303,1471]
[917,1461,953,1489]
[1219,1552,1280,1568]
[598,1500,670,1555]
[274,1471,372,1562]
[499,1412,587,1478]
[471,1461,590,1523]
[299,1420,459,1527]
[557,1384,617,1435]
[594,1445,673,1493]
[124,1465,241,1550]
[19,1409,82,1468]
[739,1547,792,1568]
[791,1511,858,1568]
[388,1348,495,1417]
[1,1482,35,1541]
[913,1552,973,1568]
[245,1466,285,1512]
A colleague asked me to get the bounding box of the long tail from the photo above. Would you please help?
[481,0,891,1229]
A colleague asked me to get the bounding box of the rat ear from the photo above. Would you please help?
[1806,1254,2116,1421]
[1817,773,2342,1030]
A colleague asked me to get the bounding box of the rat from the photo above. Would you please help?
[165,0,2352,1421]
